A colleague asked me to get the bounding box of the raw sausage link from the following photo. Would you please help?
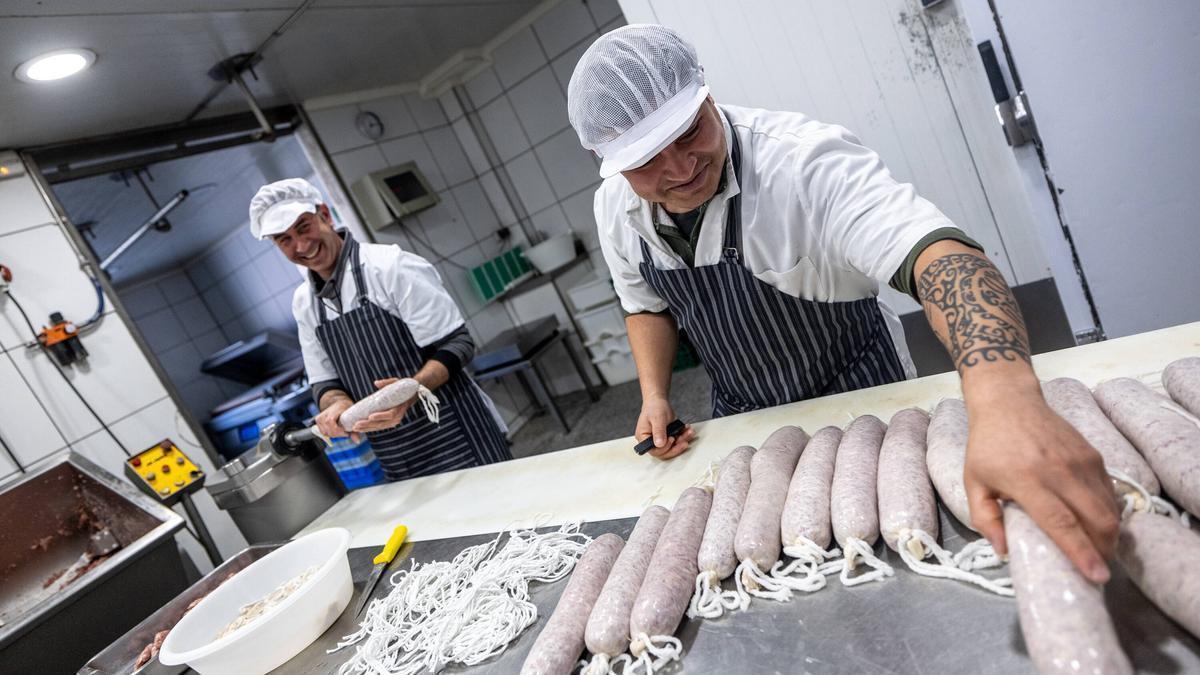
[629,487,712,648]
[1117,510,1200,639]
[1004,504,1132,675]
[583,506,670,659]
[339,378,422,429]
[1163,356,1200,417]
[925,399,974,531]
[521,533,624,675]
[781,426,842,550]
[831,415,886,547]
[877,408,935,552]
[696,446,755,578]
[733,426,808,572]
[1042,377,1160,493]
[1094,377,1200,515]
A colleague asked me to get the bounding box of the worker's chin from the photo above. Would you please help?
[663,193,711,214]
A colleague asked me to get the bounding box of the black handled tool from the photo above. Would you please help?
[634,418,687,455]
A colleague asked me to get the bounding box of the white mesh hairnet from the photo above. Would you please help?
[567,24,709,177]
[248,177,323,239]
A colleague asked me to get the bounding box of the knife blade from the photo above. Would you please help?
[353,524,408,617]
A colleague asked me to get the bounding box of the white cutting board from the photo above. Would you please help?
[301,322,1200,549]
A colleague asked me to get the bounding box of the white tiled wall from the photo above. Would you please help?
[0,170,247,570]
[452,1,627,396]
[302,0,627,430]
[458,2,625,272]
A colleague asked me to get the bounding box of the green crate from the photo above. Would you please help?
[469,247,533,303]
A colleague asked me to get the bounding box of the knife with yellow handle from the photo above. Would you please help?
[353,524,408,617]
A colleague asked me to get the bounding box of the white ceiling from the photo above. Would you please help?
[0,0,541,148]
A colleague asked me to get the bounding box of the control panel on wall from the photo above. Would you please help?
[350,162,439,231]
[124,439,205,506]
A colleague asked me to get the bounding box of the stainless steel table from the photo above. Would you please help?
[279,505,1200,673]
[470,317,600,434]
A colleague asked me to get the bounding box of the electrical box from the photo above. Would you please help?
[349,162,439,231]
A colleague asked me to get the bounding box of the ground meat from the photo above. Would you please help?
[134,629,171,668]
[216,566,318,639]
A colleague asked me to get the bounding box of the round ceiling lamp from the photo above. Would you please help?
[15,48,96,83]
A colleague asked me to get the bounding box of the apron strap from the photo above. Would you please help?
[314,235,362,325]
[721,111,743,263]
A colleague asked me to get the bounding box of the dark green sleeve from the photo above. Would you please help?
[889,227,984,301]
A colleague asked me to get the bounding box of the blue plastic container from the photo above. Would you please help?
[324,436,385,490]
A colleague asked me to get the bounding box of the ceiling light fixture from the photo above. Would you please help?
[15,48,96,83]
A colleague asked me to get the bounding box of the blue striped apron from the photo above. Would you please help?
[314,238,511,481]
[638,124,907,418]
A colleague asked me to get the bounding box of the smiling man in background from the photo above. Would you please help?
[248,178,510,481]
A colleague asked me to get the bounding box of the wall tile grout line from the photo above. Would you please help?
[0,220,61,241]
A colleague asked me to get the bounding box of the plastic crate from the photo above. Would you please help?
[469,247,533,303]
[324,436,385,490]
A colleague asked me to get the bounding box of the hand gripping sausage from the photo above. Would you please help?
[780,426,842,568]
[1004,504,1132,675]
[925,399,974,531]
[1094,377,1200,515]
[830,415,893,586]
[338,378,439,429]
[689,446,754,618]
[628,487,712,669]
[732,426,808,601]
[1116,510,1200,639]
[521,533,624,675]
[1163,356,1200,417]
[878,409,1012,595]
[1042,377,1160,495]
[581,506,669,674]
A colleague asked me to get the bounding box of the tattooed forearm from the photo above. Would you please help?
[916,252,1031,372]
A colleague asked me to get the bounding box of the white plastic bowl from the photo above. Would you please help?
[159,528,352,675]
[525,231,576,273]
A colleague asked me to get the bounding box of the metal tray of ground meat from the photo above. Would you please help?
[80,543,282,675]
[0,452,187,673]
[289,510,1200,674]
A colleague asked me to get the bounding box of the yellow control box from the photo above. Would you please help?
[125,439,205,504]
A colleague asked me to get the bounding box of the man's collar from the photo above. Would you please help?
[311,231,352,298]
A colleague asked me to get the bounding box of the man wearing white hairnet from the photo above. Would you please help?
[568,25,1118,585]
[248,178,510,481]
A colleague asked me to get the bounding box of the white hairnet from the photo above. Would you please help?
[567,24,709,178]
[248,177,323,240]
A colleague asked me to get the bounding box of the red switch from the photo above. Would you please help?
[162,464,171,474]
[131,457,142,467]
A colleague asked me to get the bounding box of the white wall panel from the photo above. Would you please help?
[0,167,55,235]
[979,0,1200,337]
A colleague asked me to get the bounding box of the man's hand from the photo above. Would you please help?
[963,379,1120,583]
[316,392,356,442]
[635,394,695,459]
[350,378,415,434]
[914,239,1120,582]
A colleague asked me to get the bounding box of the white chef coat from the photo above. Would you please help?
[292,240,506,430]
[595,104,960,378]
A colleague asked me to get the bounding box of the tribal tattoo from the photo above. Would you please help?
[916,252,1031,372]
